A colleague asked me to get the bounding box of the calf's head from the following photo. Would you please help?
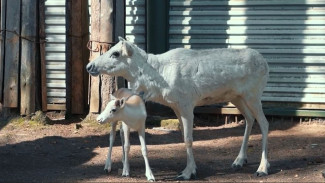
[86,37,139,77]
[97,95,126,124]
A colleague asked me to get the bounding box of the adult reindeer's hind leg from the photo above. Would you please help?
[175,104,197,180]
[231,97,255,170]
[245,97,270,176]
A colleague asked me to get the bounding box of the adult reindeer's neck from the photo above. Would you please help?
[127,49,168,100]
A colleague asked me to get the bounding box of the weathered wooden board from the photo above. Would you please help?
[20,0,37,115]
[81,0,89,114]
[89,0,100,113]
[39,0,47,111]
[3,0,20,108]
[0,0,6,103]
[70,0,89,114]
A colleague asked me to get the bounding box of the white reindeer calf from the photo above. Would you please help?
[97,88,155,182]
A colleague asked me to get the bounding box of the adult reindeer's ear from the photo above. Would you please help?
[110,94,116,100]
[121,41,133,57]
[118,36,126,42]
[119,98,126,108]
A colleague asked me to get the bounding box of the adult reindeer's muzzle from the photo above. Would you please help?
[86,62,100,76]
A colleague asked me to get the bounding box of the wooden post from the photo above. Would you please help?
[3,0,20,108]
[89,0,116,113]
[69,0,89,114]
[20,0,37,115]
[89,0,100,113]
[39,0,47,111]
[99,0,116,112]
[0,0,6,103]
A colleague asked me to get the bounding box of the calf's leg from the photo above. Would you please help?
[104,121,117,173]
[121,123,131,177]
[138,124,155,181]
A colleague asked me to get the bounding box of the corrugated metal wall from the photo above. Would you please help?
[44,0,66,110]
[169,0,325,109]
[126,0,146,50]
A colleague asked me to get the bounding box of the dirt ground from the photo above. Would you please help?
[0,113,325,182]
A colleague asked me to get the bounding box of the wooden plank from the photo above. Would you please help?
[69,0,89,114]
[47,104,66,110]
[0,0,6,103]
[81,0,89,114]
[20,0,37,115]
[89,0,100,113]
[3,0,20,108]
[39,0,47,111]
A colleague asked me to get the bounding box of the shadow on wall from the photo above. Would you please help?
[169,0,325,117]
[125,0,146,50]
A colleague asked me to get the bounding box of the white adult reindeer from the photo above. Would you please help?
[87,37,270,180]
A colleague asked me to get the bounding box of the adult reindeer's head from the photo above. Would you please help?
[86,37,143,77]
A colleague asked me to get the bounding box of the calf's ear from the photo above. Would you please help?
[121,41,133,57]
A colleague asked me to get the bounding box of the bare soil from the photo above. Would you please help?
[0,114,325,182]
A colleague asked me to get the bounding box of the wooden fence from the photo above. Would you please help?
[0,0,90,116]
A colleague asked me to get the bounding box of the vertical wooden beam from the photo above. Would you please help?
[0,0,7,103]
[89,0,100,113]
[39,0,47,111]
[99,0,115,112]
[69,0,89,114]
[82,0,90,113]
[20,0,37,115]
[3,0,21,108]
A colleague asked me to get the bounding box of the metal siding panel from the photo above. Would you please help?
[45,0,66,108]
[169,0,325,107]
[125,0,146,50]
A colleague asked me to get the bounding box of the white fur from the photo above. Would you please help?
[88,37,270,179]
[97,89,155,181]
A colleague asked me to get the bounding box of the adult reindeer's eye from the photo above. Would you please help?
[110,109,117,113]
[111,51,120,58]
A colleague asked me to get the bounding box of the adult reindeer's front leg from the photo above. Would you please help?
[175,105,197,180]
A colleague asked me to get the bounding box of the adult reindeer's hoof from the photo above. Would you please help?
[231,164,243,171]
[232,158,247,171]
[104,168,111,174]
[254,171,268,177]
[175,172,197,180]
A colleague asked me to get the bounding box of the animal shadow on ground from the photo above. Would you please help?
[1,115,324,182]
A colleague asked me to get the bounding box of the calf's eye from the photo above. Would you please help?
[111,109,117,113]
